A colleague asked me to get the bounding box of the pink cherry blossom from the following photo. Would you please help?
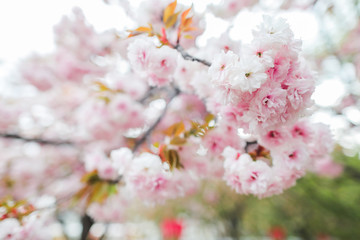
[253,15,294,45]
[313,156,343,178]
[229,55,268,92]
[127,38,155,77]
[0,1,342,232]
[208,50,240,88]
[259,128,291,149]
[127,152,181,204]
[128,39,178,86]
[223,150,274,198]
[272,142,310,171]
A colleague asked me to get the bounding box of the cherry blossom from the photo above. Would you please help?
[0,0,345,238]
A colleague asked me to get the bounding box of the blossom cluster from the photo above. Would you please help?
[223,120,339,198]
[0,0,344,236]
[208,16,314,133]
[128,39,178,86]
[82,147,197,221]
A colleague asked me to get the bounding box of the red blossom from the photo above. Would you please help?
[161,218,183,240]
[269,226,286,240]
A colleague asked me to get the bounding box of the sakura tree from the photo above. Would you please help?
[0,0,351,239]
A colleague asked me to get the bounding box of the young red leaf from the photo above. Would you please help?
[159,27,170,45]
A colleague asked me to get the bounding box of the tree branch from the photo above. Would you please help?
[133,87,181,152]
[81,214,94,240]
[0,133,74,146]
[245,140,258,153]
[138,86,156,103]
[174,45,211,67]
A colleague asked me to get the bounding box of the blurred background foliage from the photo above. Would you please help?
[141,146,360,239]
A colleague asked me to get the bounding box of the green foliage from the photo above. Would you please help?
[145,148,360,239]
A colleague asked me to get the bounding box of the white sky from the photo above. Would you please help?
[0,0,129,62]
[0,0,319,62]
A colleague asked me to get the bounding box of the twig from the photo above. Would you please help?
[132,87,181,152]
[245,140,258,153]
[99,224,109,240]
[0,133,74,146]
[138,86,156,103]
[173,44,211,67]
[81,214,94,240]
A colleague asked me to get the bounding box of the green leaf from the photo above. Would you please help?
[108,184,118,196]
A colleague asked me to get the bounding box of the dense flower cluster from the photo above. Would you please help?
[208,16,314,133]
[223,120,336,198]
[128,39,178,86]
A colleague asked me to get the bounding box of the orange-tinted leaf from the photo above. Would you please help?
[173,122,185,136]
[127,32,141,38]
[165,11,180,29]
[128,26,152,37]
[163,122,185,137]
[94,81,111,92]
[159,145,182,171]
[91,182,109,203]
[183,26,197,32]
[170,136,187,145]
[94,81,124,94]
[134,26,152,32]
[73,186,89,202]
[166,149,181,170]
[177,6,193,41]
[163,0,177,24]
[183,34,193,39]
[13,200,27,208]
[182,17,193,29]
[81,170,99,183]
[205,114,215,124]
[0,198,36,223]
[181,7,192,23]
[88,182,101,204]
[190,121,200,130]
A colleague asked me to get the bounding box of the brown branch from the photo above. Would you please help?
[245,140,258,153]
[138,86,156,103]
[132,87,181,152]
[0,133,74,146]
[174,44,211,67]
[81,214,94,240]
